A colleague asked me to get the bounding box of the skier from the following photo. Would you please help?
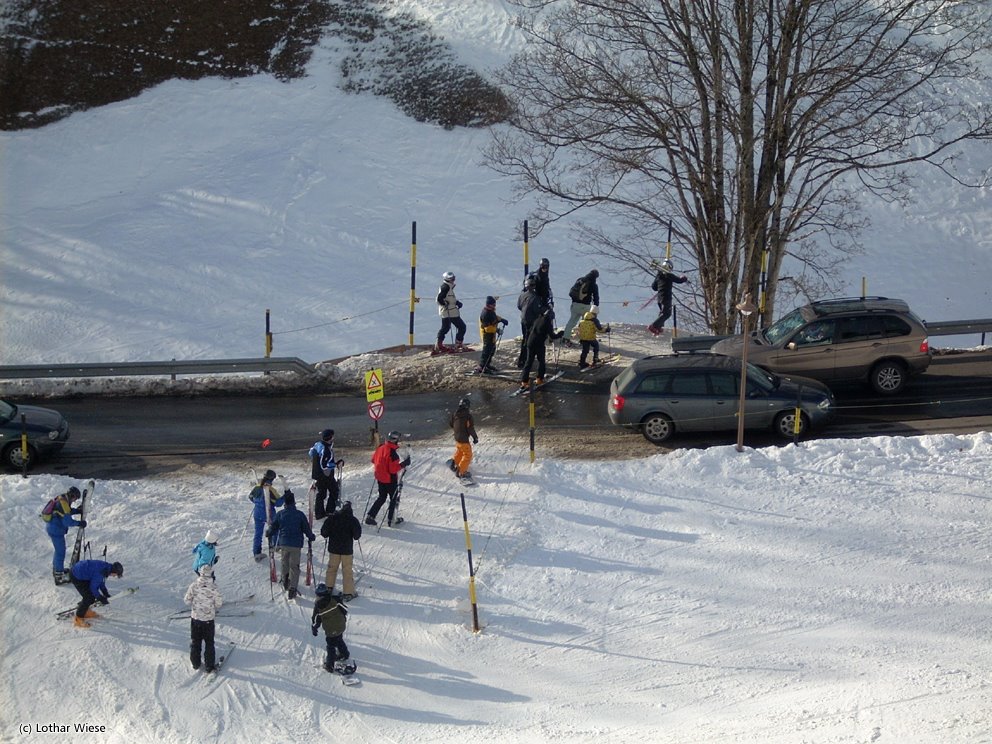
[68,559,123,629]
[516,274,542,368]
[520,305,564,389]
[311,583,354,674]
[563,269,600,341]
[191,530,219,576]
[475,295,508,374]
[574,307,611,368]
[248,469,286,562]
[448,397,478,479]
[434,271,468,353]
[321,500,363,600]
[648,259,689,335]
[42,486,85,585]
[267,490,316,600]
[183,564,223,672]
[365,430,411,527]
[308,428,340,520]
[533,257,553,307]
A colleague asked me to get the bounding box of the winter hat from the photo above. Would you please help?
[589,269,599,279]
[205,529,219,545]
[283,491,296,505]
[315,583,330,597]
[110,562,124,577]
[485,295,497,307]
[320,428,334,442]
[199,564,213,578]
[262,469,277,484]
[67,486,81,500]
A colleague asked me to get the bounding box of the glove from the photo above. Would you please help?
[604,325,611,334]
[456,300,463,308]
[212,556,219,564]
[311,624,319,637]
[472,436,479,444]
[265,528,273,539]
[499,319,508,327]
[400,456,411,468]
[78,519,87,528]
[98,592,110,605]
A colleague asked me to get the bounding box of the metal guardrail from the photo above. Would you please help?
[0,357,314,380]
[672,319,992,353]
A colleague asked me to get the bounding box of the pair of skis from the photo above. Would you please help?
[55,586,139,620]
[509,369,566,397]
[68,479,96,569]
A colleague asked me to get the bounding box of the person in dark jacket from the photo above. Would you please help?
[248,469,286,561]
[648,259,689,335]
[267,491,316,599]
[320,501,363,600]
[43,486,85,585]
[516,274,542,368]
[69,559,123,628]
[563,269,600,340]
[365,431,411,527]
[533,257,553,306]
[311,583,353,673]
[448,397,478,479]
[520,305,564,389]
[308,428,340,519]
[475,296,508,374]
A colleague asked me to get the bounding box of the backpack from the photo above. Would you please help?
[568,277,586,302]
[40,497,59,522]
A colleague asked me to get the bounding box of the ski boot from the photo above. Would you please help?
[73,616,91,629]
[364,515,377,526]
[535,377,545,386]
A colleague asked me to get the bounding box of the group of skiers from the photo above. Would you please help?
[433,255,689,386]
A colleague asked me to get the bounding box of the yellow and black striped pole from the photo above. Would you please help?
[523,219,530,278]
[528,395,536,463]
[459,492,482,633]
[409,221,418,346]
[20,414,28,477]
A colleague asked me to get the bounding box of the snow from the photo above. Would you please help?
[1,2,991,742]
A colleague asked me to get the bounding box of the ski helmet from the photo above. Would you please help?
[485,295,497,307]
[589,269,599,278]
[320,428,334,442]
[315,583,330,596]
[458,396,471,409]
[205,529,219,544]
[590,306,599,315]
[540,257,550,268]
[262,469,277,484]
[442,271,456,282]
[110,562,124,577]
[386,430,401,443]
[661,259,673,271]
[67,486,81,500]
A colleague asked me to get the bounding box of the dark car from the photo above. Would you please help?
[711,297,931,394]
[607,353,834,444]
[0,399,70,469]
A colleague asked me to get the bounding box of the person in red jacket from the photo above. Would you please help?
[365,431,410,527]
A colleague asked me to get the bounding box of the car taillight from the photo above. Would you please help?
[920,338,929,353]
[611,394,626,411]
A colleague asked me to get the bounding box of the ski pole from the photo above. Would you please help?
[362,481,375,520]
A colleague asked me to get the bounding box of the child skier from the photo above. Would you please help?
[448,397,478,479]
[475,295,508,374]
[574,307,611,368]
[311,583,355,675]
[248,469,286,562]
[183,564,223,672]
[42,486,85,585]
[191,530,220,576]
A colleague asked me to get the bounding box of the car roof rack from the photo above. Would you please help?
[808,296,909,316]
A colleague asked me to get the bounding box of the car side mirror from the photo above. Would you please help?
[786,342,797,350]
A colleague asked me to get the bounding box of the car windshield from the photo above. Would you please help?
[763,308,807,345]
[746,364,778,393]
[0,400,15,423]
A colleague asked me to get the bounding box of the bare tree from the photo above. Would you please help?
[487,0,992,332]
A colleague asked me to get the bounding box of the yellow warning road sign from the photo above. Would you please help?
[365,368,384,402]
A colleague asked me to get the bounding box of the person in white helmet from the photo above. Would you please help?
[191,529,220,576]
[434,271,468,353]
[648,259,688,335]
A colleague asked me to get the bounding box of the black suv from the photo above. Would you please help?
[711,297,931,394]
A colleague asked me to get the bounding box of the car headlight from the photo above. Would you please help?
[48,430,61,440]
[817,398,831,411]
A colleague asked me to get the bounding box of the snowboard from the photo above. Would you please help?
[333,660,359,685]
[446,458,476,487]
[510,370,566,396]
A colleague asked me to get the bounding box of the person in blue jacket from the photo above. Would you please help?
[308,429,341,520]
[44,486,85,585]
[191,529,219,576]
[267,490,316,600]
[69,559,123,628]
[249,469,286,561]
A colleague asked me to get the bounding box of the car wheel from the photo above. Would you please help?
[773,410,808,439]
[640,413,675,444]
[870,360,907,395]
[2,442,36,470]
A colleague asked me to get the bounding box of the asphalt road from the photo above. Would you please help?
[15,350,992,480]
